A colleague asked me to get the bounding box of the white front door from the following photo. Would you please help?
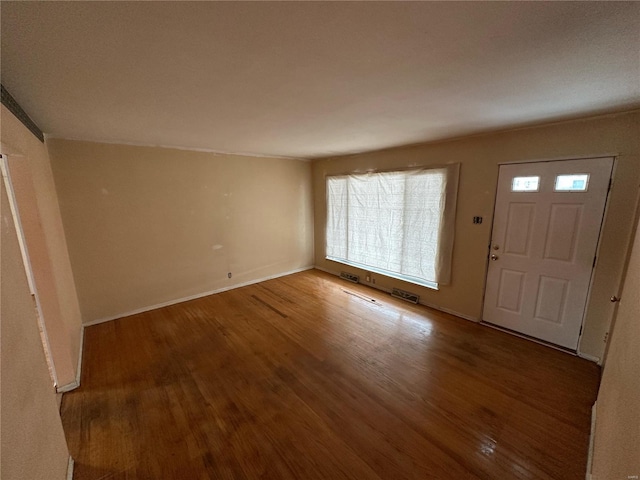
[483,157,613,349]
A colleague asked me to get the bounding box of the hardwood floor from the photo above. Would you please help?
[61,269,600,479]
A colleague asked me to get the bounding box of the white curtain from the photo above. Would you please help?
[326,164,459,285]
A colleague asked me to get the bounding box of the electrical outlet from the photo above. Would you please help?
[228,272,232,279]
[366,274,371,282]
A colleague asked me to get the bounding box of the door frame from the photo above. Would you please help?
[480,155,618,357]
[1,153,59,386]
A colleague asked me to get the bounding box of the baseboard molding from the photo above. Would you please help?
[83,266,315,328]
[420,301,478,322]
[56,380,79,394]
[586,401,597,480]
[578,352,601,364]
[314,265,479,322]
[67,456,74,480]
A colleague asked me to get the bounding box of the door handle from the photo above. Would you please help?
[490,254,499,261]
[610,296,620,303]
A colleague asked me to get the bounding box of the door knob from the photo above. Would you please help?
[491,254,499,261]
[610,296,620,303]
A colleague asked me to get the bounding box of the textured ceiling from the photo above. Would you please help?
[1,1,639,159]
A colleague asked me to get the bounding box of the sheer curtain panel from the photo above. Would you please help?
[326,164,459,287]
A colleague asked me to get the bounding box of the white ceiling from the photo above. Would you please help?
[1,2,639,159]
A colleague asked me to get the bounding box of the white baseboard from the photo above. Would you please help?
[83,266,315,327]
[578,352,601,364]
[586,401,597,480]
[314,265,478,322]
[419,301,478,322]
[66,456,74,480]
[56,380,79,393]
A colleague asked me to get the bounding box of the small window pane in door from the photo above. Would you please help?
[555,174,589,192]
[512,176,540,192]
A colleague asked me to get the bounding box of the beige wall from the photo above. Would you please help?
[1,179,70,480]
[591,209,640,479]
[313,111,640,361]
[1,105,82,388]
[48,139,314,323]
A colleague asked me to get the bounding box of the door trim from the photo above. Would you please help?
[575,157,617,358]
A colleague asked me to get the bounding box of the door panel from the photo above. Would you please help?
[544,204,582,261]
[497,269,525,312]
[534,276,568,323]
[504,203,535,255]
[483,158,613,349]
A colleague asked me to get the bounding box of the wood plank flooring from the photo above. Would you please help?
[61,269,600,479]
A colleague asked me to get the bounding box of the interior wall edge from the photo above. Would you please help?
[586,401,598,479]
[1,105,84,387]
[1,170,70,480]
[590,196,640,478]
[75,325,85,385]
[57,326,85,393]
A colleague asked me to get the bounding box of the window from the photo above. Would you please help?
[511,176,540,192]
[555,174,589,191]
[326,165,459,288]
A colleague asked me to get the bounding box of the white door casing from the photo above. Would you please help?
[483,158,613,349]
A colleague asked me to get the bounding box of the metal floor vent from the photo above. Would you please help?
[391,287,419,304]
[340,271,360,283]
